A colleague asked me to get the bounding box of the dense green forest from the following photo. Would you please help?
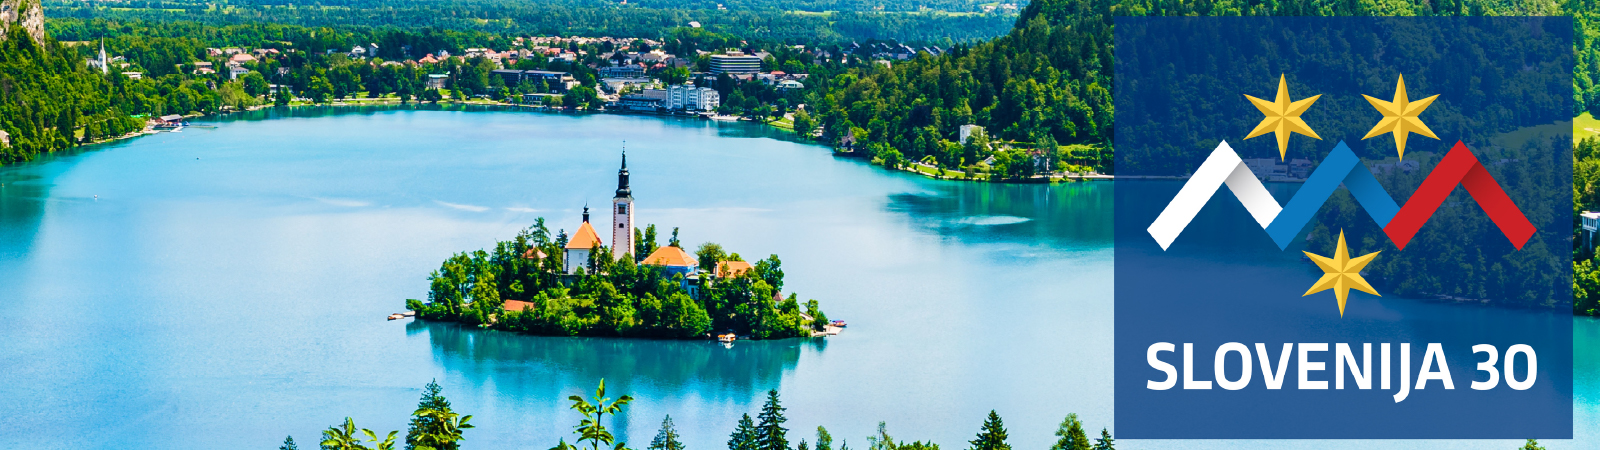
[406,219,829,340]
[42,0,1017,45]
[792,0,1600,178]
[0,27,157,164]
[298,380,1120,450]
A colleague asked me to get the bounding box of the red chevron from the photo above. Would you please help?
[1382,141,1536,251]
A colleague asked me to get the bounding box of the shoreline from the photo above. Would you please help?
[71,102,1118,186]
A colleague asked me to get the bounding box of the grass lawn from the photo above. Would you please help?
[1578,112,1600,142]
[767,117,795,130]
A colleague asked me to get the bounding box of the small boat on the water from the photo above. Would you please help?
[717,333,737,343]
[830,320,847,328]
[387,313,405,321]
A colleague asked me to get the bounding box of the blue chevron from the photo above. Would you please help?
[1262,141,1400,249]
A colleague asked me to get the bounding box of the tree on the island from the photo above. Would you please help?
[806,299,828,332]
[728,414,758,450]
[280,435,298,450]
[1521,439,1545,450]
[696,242,727,273]
[756,390,789,450]
[636,225,659,262]
[669,227,681,247]
[321,418,369,450]
[1049,414,1090,450]
[753,255,783,292]
[563,379,633,450]
[814,427,833,450]
[968,411,1009,450]
[1090,429,1113,450]
[648,415,685,450]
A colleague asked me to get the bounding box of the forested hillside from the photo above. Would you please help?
[803,0,1600,176]
[42,0,1017,45]
[0,23,146,164]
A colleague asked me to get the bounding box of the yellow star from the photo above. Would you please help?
[1361,74,1439,160]
[1244,74,1321,160]
[1302,229,1381,317]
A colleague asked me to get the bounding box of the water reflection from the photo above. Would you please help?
[408,320,819,399]
[885,181,1113,248]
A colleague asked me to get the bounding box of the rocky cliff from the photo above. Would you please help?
[0,0,46,44]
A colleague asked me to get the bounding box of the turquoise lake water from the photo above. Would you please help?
[0,106,1593,449]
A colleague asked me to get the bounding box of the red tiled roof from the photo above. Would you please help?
[566,222,603,250]
[504,300,536,312]
[716,260,753,278]
[522,247,548,260]
[643,245,697,267]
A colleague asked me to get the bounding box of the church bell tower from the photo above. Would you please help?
[612,147,634,260]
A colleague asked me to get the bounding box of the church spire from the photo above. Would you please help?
[582,204,590,222]
[615,143,631,199]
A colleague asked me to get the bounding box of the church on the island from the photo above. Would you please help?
[562,151,698,276]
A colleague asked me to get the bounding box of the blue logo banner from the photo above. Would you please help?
[1113,17,1573,439]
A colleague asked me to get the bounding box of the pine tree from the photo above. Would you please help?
[280,435,298,450]
[728,414,758,450]
[1520,439,1545,450]
[967,411,1008,450]
[1049,414,1089,450]
[650,415,686,450]
[755,390,789,450]
[1090,429,1113,450]
[406,379,453,450]
[814,427,833,450]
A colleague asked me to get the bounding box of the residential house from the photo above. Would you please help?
[425,73,449,90]
[959,124,985,144]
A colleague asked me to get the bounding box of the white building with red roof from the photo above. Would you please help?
[564,206,604,274]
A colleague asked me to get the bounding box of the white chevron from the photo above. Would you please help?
[1146,141,1282,250]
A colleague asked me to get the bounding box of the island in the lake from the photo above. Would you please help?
[406,150,834,340]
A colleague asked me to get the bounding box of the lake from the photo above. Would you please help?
[0,106,1592,449]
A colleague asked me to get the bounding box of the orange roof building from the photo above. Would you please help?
[643,245,698,277]
[563,207,604,274]
[716,260,753,278]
